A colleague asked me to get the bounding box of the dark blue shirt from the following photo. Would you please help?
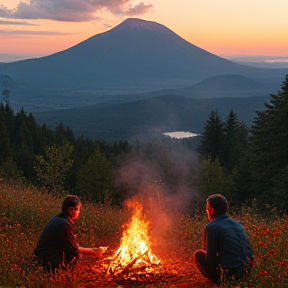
[205,215,253,269]
[34,213,79,269]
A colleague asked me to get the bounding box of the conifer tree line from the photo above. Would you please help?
[196,75,288,210]
[0,105,130,202]
[0,74,287,210]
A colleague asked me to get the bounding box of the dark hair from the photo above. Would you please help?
[206,194,228,216]
[61,195,81,215]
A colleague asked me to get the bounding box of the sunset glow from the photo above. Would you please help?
[0,0,288,61]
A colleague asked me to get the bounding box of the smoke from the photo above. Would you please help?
[115,139,202,251]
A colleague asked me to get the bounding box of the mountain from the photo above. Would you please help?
[0,18,287,95]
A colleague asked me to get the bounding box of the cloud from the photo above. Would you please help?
[0,29,68,36]
[0,19,38,26]
[0,5,10,18]
[0,0,153,22]
[102,22,113,28]
[125,2,154,16]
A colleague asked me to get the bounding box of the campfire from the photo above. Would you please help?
[78,197,193,286]
[105,198,161,277]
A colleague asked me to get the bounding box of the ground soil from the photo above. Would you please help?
[72,246,217,288]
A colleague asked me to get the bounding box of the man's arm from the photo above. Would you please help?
[78,247,107,258]
[59,222,79,258]
[205,225,218,263]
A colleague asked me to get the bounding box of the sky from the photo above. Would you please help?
[0,0,288,62]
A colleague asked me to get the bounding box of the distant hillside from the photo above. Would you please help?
[129,75,280,100]
[186,75,267,91]
[178,74,280,98]
[32,94,269,142]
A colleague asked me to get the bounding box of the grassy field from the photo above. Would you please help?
[0,182,287,287]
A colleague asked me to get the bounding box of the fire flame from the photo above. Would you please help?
[107,199,161,275]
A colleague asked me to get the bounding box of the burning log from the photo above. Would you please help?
[104,199,161,278]
[119,255,141,275]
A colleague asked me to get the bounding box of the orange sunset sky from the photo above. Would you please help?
[1,0,288,61]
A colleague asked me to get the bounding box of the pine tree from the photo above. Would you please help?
[247,75,288,204]
[223,110,248,172]
[12,109,36,178]
[0,104,10,166]
[197,110,225,164]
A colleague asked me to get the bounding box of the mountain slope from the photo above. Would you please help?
[0,18,287,92]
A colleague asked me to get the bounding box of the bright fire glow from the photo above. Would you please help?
[107,199,161,275]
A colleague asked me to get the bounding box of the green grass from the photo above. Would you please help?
[0,182,287,287]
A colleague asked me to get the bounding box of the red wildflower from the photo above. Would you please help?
[259,270,268,276]
[266,250,278,256]
[280,261,288,267]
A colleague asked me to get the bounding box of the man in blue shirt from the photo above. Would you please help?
[193,194,253,285]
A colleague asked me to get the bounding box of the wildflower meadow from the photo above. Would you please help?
[0,182,288,288]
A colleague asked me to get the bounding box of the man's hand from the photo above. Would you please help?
[92,247,108,257]
[91,247,102,258]
[78,246,108,257]
[99,246,108,253]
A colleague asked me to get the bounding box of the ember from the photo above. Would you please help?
[106,198,161,276]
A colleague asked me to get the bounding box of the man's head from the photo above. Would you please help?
[206,194,228,220]
[61,195,82,221]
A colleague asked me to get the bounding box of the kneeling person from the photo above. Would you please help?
[193,194,253,284]
[33,195,104,273]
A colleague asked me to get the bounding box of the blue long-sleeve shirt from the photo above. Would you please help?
[204,215,253,269]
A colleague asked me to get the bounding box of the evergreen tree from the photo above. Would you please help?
[54,122,68,145]
[40,123,54,147]
[271,164,288,210]
[247,75,288,204]
[0,104,21,180]
[12,109,36,179]
[3,103,14,141]
[0,104,10,166]
[26,113,45,155]
[223,110,248,172]
[197,110,225,164]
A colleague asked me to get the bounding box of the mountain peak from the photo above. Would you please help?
[114,18,167,32]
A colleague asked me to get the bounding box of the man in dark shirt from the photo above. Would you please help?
[193,194,253,285]
[33,195,104,273]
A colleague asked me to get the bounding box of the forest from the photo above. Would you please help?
[1,75,288,211]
